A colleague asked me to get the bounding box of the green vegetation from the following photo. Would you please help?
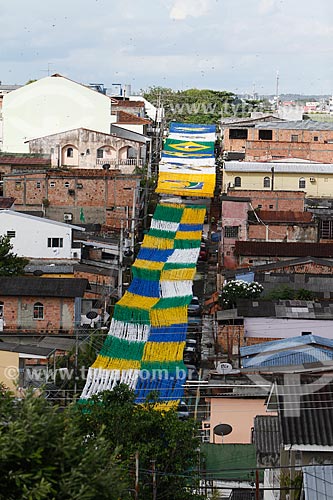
[221,280,264,309]
[143,87,271,125]
[265,286,315,301]
[0,235,28,276]
[0,385,203,500]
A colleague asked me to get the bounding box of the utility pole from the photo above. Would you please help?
[151,460,157,500]
[135,451,139,500]
[118,221,124,298]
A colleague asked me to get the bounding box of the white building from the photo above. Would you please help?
[0,210,84,259]
[2,75,113,153]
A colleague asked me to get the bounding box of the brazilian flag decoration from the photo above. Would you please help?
[80,123,216,409]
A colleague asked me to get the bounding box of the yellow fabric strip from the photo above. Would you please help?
[133,260,165,271]
[175,230,202,240]
[150,307,188,327]
[92,355,141,371]
[142,342,186,362]
[181,207,206,224]
[117,292,159,310]
[142,235,174,250]
[156,172,215,198]
[160,268,196,281]
[153,401,180,412]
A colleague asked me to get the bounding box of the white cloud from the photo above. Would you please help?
[169,0,210,20]
[258,0,279,15]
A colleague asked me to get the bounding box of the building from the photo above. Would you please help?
[3,169,141,227]
[113,110,151,136]
[223,161,333,199]
[27,127,148,172]
[223,120,333,163]
[0,210,84,259]
[0,276,89,333]
[2,74,113,153]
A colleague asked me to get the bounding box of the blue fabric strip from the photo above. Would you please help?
[137,248,173,262]
[178,224,203,232]
[128,278,160,298]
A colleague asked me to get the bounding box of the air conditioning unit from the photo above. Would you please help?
[310,177,316,183]
[64,213,73,222]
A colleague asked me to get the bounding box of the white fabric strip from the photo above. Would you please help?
[160,280,193,298]
[81,368,140,399]
[168,132,216,142]
[109,319,150,342]
[150,219,179,232]
[166,248,200,264]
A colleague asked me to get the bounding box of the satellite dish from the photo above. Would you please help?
[216,362,232,375]
[213,424,233,436]
[86,311,98,320]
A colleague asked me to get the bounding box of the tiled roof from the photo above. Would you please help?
[235,241,333,258]
[0,197,15,208]
[237,299,333,319]
[252,210,313,223]
[0,154,50,166]
[0,277,89,298]
[112,99,145,108]
[116,110,151,124]
[277,378,333,446]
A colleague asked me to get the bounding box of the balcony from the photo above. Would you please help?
[96,158,143,167]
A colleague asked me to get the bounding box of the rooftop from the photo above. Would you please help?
[115,110,151,125]
[0,197,15,209]
[0,277,89,298]
[235,241,333,258]
[0,153,50,166]
[224,160,333,173]
[255,120,333,131]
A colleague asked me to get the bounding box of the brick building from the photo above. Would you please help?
[3,169,141,228]
[0,153,51,195]
[223,120,333,163]
[0,277,89,334]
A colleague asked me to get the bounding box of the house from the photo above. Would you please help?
[223,161,333,198]
[0,210,84,259]
[27,127,148,172]
[0,152,51,195]
[113,110,151,136]
[2,74,113,153]
[3,170,141,227]
[234,241,333,267]
[228,190,305,212]
[223,120,333,163]
[219,195,318,269]
[0,276,89,333]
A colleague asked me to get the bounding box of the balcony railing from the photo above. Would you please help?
[96,158,143,167]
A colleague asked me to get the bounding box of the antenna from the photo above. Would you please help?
[275,70,280,111]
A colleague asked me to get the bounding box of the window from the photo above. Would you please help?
[7,231,16,238]
[257,204,262,209]
[291,134,299,142]
[50,181,55,188]
[15,181,21,189]
[263,176,271,188]
[97,148,104,159]
[229,129,248,140]
[314,136,319,142]
[66,147,74,158]
[299,177,306,189]
[48,238,63,248]
[0,301,3,315]
[64,181,70,188]
[269,205,274,209]
[33,302,44,320]
[224,226,239,238]
[86,148,90,155]
[234,176,241,187]
[50,147,55,154]
[259,129,273,140]
[36,181,41,189]
[320,220,333,240]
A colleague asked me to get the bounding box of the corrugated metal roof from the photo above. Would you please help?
[38,337,76,351]
[255,120,333,130]
[224,161,333,173]
[0,342,54,357]
[253,415,281,455]
[303,465,333,500]
[278,379,333,446]
[242,346,333,368]
[0,210,85,231]
[241,335,333,358]
[235,241,333,258]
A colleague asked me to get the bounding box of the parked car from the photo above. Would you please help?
[188,296,201,316]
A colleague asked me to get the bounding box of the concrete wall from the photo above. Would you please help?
[248,223,318,242]
[227,190,305,211]
[224,170,333,198]
[0,211,78,259]
[221,199,250,269]
[0,350,19,390]
[0,295,76,333]
[2,75,112,153]
[245,317,333,340]
[205,398,268,444]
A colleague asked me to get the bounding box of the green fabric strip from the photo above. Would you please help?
[141,361,187,373]
[113,304,150,325]
[149,228,177,239]
[100,336,145,361]
[131,266,161,281]
[174,239,201,249]
[163,262,196,270]
[152,296,192,309]
[153,204,184,223]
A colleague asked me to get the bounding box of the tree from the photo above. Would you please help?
[221,280,264,309]
[74,385,204,500]
[0,389,129,500]
[0,235,28,276]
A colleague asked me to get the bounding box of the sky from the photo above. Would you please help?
[0,0,332,96]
